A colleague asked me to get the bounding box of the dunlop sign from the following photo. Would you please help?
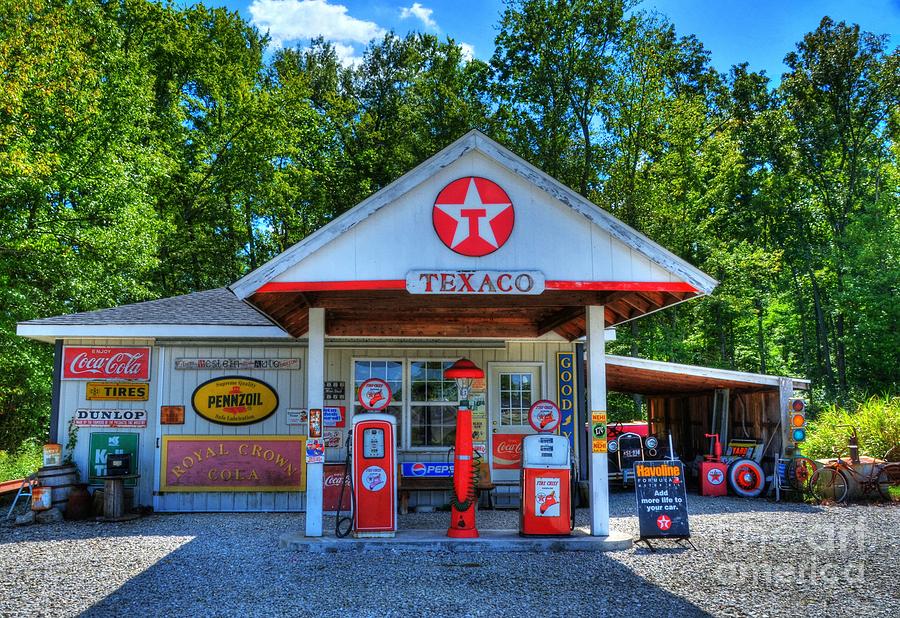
[191,376,279,426]
[86,382,149,401]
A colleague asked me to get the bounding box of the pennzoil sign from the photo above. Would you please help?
[191,376,279,426]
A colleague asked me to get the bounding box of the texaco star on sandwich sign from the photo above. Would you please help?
[433,177,515,257]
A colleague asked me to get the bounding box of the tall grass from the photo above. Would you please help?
[804,395,900,461]
[0,438,43,482]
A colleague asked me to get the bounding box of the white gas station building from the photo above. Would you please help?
[18,130,748,539]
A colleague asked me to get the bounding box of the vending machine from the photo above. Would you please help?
[519,434,573,536]
[351,414,397,537]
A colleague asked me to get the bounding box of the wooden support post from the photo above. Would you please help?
[586,305,610,536]
[305,307,325,537]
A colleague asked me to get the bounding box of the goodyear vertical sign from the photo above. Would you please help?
[557,352,577,453]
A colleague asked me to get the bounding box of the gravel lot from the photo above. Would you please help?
[1,491,897,618]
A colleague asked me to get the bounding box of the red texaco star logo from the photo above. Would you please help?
[433,177,515,257]
[656,515,672,531]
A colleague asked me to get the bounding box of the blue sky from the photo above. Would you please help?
[202,0,899,78]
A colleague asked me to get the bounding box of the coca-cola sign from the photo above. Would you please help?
[63,347,151,380]
[323,464,351,512]
[492,433,525,470]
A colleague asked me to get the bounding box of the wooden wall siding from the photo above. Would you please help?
[59,339,157,506]
[155,344,307,513]
[647,390,784,468]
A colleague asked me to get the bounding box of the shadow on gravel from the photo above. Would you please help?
[607,490,826,517]
[76,531,715,617]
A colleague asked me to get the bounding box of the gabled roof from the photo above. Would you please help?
[230,130,718,299]
[16,288,289,341]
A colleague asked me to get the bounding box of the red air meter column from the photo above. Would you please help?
[351,414,397,536]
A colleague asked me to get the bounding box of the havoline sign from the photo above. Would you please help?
[191,376,279,426]
[634,460,690,540]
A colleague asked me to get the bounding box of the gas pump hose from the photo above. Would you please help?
[448,450,482,512]
[335,432,353,538]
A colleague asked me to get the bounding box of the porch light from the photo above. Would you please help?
[444,358,484,403]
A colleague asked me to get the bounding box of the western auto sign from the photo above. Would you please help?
[86,382,149,401]
[191,376,279,426]
[433,176,515,257]
[174,358,300,370]
[492,433,524,469]
[358,378,392,411]
[406,270,544,295]
[160,436,305,492]
[74,409,147,428]
[63,347,151,380]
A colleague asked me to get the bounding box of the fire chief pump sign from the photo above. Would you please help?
[63,347,151,381]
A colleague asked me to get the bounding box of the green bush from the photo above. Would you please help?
[804,395,900,461]
[0,438,43,482]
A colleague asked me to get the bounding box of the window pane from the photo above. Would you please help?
[410,405,457,447]
[410,380,426,401]
[410,362,426,382]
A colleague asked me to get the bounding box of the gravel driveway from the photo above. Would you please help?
[1,491,897,618]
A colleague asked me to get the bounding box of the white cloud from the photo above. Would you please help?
[332,42,363,67]
[458,42,475,61]
[249,0,386,48]
[400,3,438,30]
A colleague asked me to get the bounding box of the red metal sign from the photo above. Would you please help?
[323,464,351,512]
[492,433,525,469]
[433,177,515,257]
[528,400,561,433]
[358,378,392,411]
[160,436,305,491]
[63,346,151,380]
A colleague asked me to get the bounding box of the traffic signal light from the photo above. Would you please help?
[789,398,807,443]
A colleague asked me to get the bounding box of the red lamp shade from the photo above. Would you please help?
[444,358,484,381]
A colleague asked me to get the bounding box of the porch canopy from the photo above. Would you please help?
[230,131,717,340]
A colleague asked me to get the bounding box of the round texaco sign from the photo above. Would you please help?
[432,177,515,257]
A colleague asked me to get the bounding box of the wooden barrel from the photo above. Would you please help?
[37,464,79,512]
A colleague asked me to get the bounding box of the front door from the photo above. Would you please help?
[489,364,542,483]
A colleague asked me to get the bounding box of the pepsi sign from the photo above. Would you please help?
[401,462,454,477]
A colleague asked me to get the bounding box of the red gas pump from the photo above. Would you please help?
[351,414,397,537]
[519,434,573,536]
[700,433,728,497]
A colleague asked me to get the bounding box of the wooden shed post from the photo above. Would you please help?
[305,307,325,537]
[586,305,610,536]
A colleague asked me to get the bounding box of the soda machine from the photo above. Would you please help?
[519,434,573,536]
[351,414,398,537]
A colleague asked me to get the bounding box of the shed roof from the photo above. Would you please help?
[606,355,810,395]
[16,288,289,341]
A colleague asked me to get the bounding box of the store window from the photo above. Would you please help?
[353,360,403,435]
[499,372,533,426]
[409,361,459,448]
